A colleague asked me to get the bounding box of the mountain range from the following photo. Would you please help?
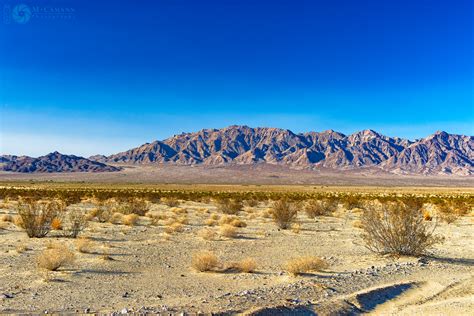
[1,126,473,175]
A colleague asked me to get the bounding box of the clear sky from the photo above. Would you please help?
[1,0,473,157]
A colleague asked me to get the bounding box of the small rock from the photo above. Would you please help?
[1,293,14,299]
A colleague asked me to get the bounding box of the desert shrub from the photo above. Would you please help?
[191,251,219,272]
[228,257,257,273]
[205,218,217,226]
[360,201,443,256]
[423,210,433,221]
[117,198,149,216]
[1,214,13,222]
[216,198,243,215]
[76,237,94,253]
[123,214,139,226]
[197,228,216,240]
[230,218,247,227]
[89,204,112,223]
[16,244,29,253]
[291,223,301,234]
[304,199,337,218]
[175,216,189,225]
[219,224,238,238]
[51,218,63,230]
[284,256,328,276]
[435,200,471,224]
[244,199,259,207]
[37,244,75,271]
[165,222,184,234]
[341,195,363,210]
[162,197,179,207]
[61,210,88,238]
[109,212,124,224]
[17,199,64,238]
[271,199,298,229]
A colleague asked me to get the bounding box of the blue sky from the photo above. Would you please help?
[1,0,473,156]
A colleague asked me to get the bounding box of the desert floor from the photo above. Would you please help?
[0,199,473,315]
[1,163,474,187]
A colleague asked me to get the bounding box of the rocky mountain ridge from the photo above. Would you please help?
[0,152,121,173]
[100,126,473,176]
[1,126,472,175]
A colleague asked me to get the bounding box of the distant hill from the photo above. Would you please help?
[0,152,121,173]
[97,126,473,176]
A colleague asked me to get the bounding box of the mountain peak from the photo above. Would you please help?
[101,126,472,175]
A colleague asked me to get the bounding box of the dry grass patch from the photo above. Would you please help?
[37,244,75,271]
[291,223,301,234]
[0,221,8,230]
[304,199,337,218]
[165,222,184,234]
[76,237,94,253]
[1,214,13,222]
[123,214,139,226]
[230,218,247,227]
[197,228,216,240]
[227,257,257,273]
[284,256,328,276]
[170,207,187,215]
[205,218,217,226]
[216,198,243,215]
[191,250,220,272]
[162,197,180,207]
[219,224,238,238]
[16,244,29,253]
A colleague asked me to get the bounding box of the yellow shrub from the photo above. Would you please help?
[191,251,219,272]
[37,245,75,271]
[284,256,328,276]
[220,224,238,238]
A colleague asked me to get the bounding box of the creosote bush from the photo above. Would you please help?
[304,199,337,218]
[360,201,443,256]
[216,198,243,215]
[271,199,298,229]
[118,198,150,216]
[162,197,180,207]
[62,210,88,238]
[17,199,65,238]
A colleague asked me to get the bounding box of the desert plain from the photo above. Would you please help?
[0,180,472,315]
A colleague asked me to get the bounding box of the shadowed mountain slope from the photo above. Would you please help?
[102,126,473,175]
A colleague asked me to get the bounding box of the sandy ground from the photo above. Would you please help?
[1,164,473,187]
[0,199,473,315]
